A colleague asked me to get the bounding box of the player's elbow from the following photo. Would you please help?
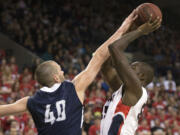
[108,44,116,53]
[92,51,105,64]
[108,44,123,57]
[108,45,116,59]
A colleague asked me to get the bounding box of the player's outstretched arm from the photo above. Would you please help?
[72,11,138,104]
[108,18,161,106]
[0,97,29,116]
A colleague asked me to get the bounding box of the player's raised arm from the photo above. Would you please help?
[0,97,29,116]
[108,18,161,106]
[100,11,138,92]
[72,12,138,103]
[100,17,160,93]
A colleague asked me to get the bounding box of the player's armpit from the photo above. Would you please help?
[0,96,29,116]
[122,88,142,106]
[108,46,142,101]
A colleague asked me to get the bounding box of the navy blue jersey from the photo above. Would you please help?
[27,81,83,135]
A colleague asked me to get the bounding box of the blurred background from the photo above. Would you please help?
[0,0,179,135]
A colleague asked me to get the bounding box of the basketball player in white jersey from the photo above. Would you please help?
[100,17,161,135]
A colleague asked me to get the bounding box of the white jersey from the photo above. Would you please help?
[100,86,148,135]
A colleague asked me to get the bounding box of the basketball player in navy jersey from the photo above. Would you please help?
[0,11,139,135]
[100,18,161,134]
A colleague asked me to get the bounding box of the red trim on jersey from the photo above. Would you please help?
[117,122,124,135]
[115,100,131,135]
[115,100,131,116]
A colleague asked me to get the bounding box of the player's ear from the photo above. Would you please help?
[139,73,145,79]
[53,74,60,83]
[139,73,144,77]
[137,73,145,81]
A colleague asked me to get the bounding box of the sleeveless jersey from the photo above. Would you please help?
[27,81,83,135]
[100,86,148,135]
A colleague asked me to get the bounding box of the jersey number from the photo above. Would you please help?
[45,100,66,125]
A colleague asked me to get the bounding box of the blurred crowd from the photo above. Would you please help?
[0,0,180,135]
[0,0,179,82]
[0,50,38,135]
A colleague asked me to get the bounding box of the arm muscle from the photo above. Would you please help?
[108,30,143,106]
[0,97,29,116]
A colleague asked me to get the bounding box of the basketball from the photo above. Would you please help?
[135,3,162,25]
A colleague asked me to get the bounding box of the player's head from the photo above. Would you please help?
[131,61,154,87]
[35,60,65,87]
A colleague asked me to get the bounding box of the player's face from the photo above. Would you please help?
[57,64,65,82]
[131,62,143,78]
[131,62,140,73]
[52,62,65,82]
[131,62,146,86]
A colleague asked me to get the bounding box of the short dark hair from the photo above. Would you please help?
[139,62,154,86]
[35,61,58,87]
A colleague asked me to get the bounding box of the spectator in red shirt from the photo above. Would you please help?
[1,65,14,86]
[9,56,18,75]
[19,67,31,83]
[153,130,166,135]
[8,120,22,135]
[19,75,33,92]
[23,118,37,134]
[151,119,164,134]
[83,109,93,134]
[88,116,101,135]
[152,97,166,110]
[137,119,151,134]
[172,121,180,135]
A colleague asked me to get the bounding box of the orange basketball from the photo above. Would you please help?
[135,3,162,25]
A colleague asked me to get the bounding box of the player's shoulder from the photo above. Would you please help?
[136,86,148,101]
[141,87,148,98]
[115,85,123,95]
[134,87,148,106]
[63,80,73,85]
[27,90,41,105]
[61,80,75,88]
